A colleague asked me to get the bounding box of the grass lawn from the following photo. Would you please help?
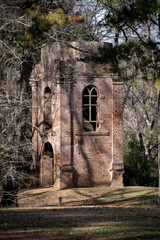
[0,186,160,239]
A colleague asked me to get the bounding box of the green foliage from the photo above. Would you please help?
[21,8,68,46]
[46,8,68,26]
[100,0,160,82]
[94,37,160,83]
[155,77,160,90]
[98,39,158,61]
[124,135,158,187]
[105,0,159,27]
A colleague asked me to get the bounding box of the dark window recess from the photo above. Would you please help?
[43,86,52,131]
[91,106,97,121]
[44,86,51,94]
[83,96,89,104]
[91,97,97,104]
[43,142,53,158]
[91,88,97,95]
[44,86,51,99]
[83,88,89,95]
[83,106,89,120]
[82,86,99,132]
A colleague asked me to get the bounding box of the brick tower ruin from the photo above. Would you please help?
[30,42,124,188]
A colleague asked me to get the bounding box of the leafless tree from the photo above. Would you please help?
[124,79,158,162]
[0,0,101,206]
[0,0,159,205]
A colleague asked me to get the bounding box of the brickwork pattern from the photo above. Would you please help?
[30,42,124,188]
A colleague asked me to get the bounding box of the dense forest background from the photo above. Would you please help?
[0,0,160,206]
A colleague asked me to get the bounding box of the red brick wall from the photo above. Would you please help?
[72,76,113,186]
[30,42,124,188]
[112,82,124,187]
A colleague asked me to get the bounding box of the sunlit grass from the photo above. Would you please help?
[0,187,160,239]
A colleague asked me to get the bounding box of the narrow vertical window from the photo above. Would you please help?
[43,86,52,131]
[83,86,99,131]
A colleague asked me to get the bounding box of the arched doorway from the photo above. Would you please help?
[41,142,54,186]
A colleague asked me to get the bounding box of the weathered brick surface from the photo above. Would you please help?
[30,42,124,188]
[41,155,53,186]
[112,83,124,186]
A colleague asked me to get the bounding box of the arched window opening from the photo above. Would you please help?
[43,86,52,131]
[43,142,53,158]
[44,86,51,99]
[44,86,51,94]
[83,86,99,131]
[42,142,54,185]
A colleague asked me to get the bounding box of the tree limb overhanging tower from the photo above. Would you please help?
[30,42,124,188]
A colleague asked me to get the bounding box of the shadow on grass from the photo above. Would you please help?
[0,187,160,239]
[0,203,160,239]
[13,187,159,210]
[63,187,159,207]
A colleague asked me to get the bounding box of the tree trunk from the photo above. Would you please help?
[114,27,119,46]
[158,91,160,202]
[1,176,19,207]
